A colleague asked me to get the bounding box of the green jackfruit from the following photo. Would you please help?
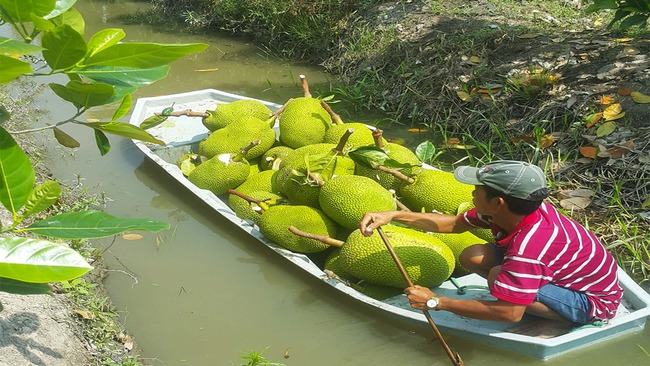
[202,99,271,132]
[258,205,338,253]
[187,153,250,195]
[229,190,284,226]
[278,76,332,148]
[322,123,379,151]
[432,231,487,276]
[198,116,276,160]
[228,170,283,217]
[340,226,455,288]
[399,169,474,215]
[319,175,396,230]
[260,146,294,171]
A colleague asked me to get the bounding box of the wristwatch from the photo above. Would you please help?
[426,296,439,310]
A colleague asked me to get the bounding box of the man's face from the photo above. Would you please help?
[472,185,493,216]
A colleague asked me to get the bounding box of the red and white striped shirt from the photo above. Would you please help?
[462,202,622,320]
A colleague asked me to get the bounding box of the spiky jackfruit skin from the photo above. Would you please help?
[229,170,283,219]
[399,169,474,215]
[258,205,337,253]
[259,146,294,171]
[198,116,276,160]
[187,154,250,196]
[341,226,455,288]
[432,231,487,276]
[324,247,354,279]
[279,97,332,148]
[319,175,396,230]
[356,142,422,191]
[202,99,271,131]
[322,123,381,150]
[230,191,283,226]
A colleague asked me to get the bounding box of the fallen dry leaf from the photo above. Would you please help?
[596,121,617,137]
[585,112,603,128]
[407,128,426,133]
[560,196,592,210]
[456,90,472,102]
[602,103,625,121]
[617,87,633,96]
[599,96,615,105]
[579,146,597,159]
[605,140,635,159]
[469,56,481,64]
[73,310,95,320]
[630,91,650,104]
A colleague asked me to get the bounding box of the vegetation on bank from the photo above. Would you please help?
[137,0,650,283]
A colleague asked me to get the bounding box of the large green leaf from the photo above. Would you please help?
[94,129,110,155]
[0,126,35,215]
[82,121,165,145]
[0,236,92,282]
[49,7,84,35]
[21,210,170,239]
[0,277,52,294]
[22,180,62,218]
[111,93,132,122]
[42,24,87,70]
[0,0,57,23]
[84,42,208,69]
[49,80,114,109]
[44,0,78,19]
[0,36,43,56]
[586,0,617,12]
[72,65,170,87]
[0,54,33,83]
[86,28,125,58]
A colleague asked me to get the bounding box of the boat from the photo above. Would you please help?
[128,88,650,360]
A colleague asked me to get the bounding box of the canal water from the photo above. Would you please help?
[22,0,650,365]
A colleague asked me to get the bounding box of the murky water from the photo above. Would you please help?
[24,0,650,365]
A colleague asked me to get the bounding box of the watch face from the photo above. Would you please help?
[426,298,438,308]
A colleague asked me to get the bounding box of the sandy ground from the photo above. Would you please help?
[0,292,89,366]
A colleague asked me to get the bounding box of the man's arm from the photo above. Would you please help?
[359,210,471,236]
[406,285,526,322]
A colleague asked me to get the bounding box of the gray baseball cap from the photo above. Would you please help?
[454,160,549,200]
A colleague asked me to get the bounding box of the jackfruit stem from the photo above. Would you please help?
[375,164,415,184]
[308,172,325,187]
[154,110,208,117]
[235,140,261,161]
[372,129,386,149]
[320,100,344,125]
[227,189,269,213]
[396,198,412,212]
[332,128,354,155]
[300,75,312,98]
[288,226,344,247]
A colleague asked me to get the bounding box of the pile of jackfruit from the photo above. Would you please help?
[172,76,490,300]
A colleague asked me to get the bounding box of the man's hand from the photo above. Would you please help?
[405,285,437,310]
[359,211,397,236]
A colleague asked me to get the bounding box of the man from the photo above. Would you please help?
[359,160,622,327]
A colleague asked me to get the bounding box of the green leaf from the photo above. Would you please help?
[94,129,110,156]
[111,93,132,121]
[42,24,87,70]
[596,121,617,137]
[162,102,175,116]
[72,65,170,87]
[53,126,81,148]
[0,126,35,215]
[608,9,632,28]
[619,14,648,29]
[0,36,44,56]
[22,210,170,239]
[585,0,618,12]
[49,80,114,109]
[139,115,167,130]
[0,236,92,282]
[86,28,125,58]
[0,277,52,295]
[22,180,62,218]
[85,42,208,69]
[44,0,78,19]
[415,141,436,162]
[49,7,84,35]
[0,104,10,123]
[0,54,33,83]
[30,14,56,32]
[0,0,57,23]
[82,121,165,145]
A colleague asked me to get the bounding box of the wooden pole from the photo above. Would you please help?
[376,227,464,366]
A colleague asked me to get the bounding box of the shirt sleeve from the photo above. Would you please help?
[461,208,492,229]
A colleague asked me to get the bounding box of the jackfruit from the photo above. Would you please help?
[187,153,250,196]
[432,231,487,276]
[198,116,276,160]
[399,169,474,215]
[340,226,455,288]
[319,175,396,230]
[355,142,422,191]
[202,99,271,132]
[322,123,378,150]
[258,205,338,253]
[260,146,294,171]
[228,170,282,216]
[278,75,332,148]
[176,153,202,176]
